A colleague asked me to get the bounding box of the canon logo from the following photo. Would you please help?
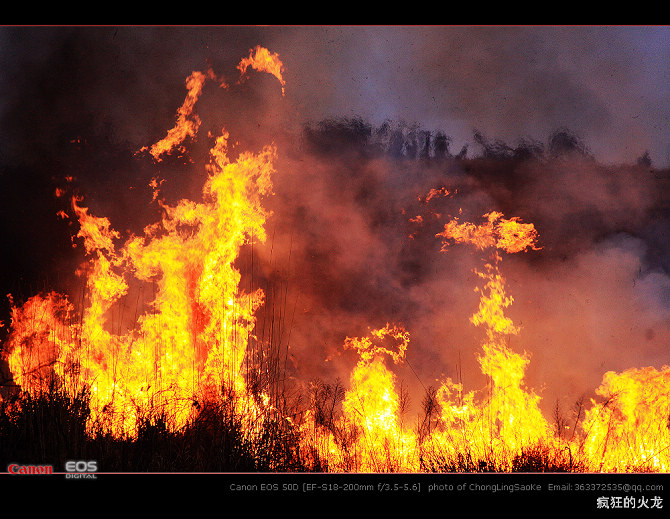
[7,463,53,475]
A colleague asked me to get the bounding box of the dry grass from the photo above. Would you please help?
[0,381,311,472]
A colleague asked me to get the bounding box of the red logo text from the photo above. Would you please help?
[7,463,54,475]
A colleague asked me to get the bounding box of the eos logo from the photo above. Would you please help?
[65,460,98,479]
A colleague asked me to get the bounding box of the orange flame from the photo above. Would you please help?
[427,209,550,466]
[437,211,540,254]
[306,324,418,472]
[142,69,220,161]
[420,186,452,203]
[238,45,286,96]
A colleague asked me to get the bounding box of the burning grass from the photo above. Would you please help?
[3,359,667,473]
[0,381,309,472]
[2,46,669,475]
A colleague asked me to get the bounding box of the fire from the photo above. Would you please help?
[437,211,541,254]
[141,68,220,161]
[4,48,281,436]
[582,366,670,472]
[424,211,551,469]
[303,209,549,471]
[3,44,669,474]
[427,209,670,472]
[5,292,76,395]
[6,135,276,435]
[420,186,452,203]
[238,45,286,96]
[340,324,416,470]
[141,43,287,162]
[304,324,418,472]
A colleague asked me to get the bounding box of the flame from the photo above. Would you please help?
[305,324,418,472]
[437,211,541,254]
[420,186,452,203]
[4,54,282,436]
[4,46,669,473]
[6,292,76,395]
[427,213,550,468]
[142,69,219,161]
[341,325,410,455]
[582,366,670,472]
[238,45,286,96]
[141,44,285,162]
[6,135,276,434]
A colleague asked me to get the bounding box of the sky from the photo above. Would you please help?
[284,25,670,167]
[2,26,669,165]
[0,25,669,418]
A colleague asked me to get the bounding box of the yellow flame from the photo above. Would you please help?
[5,61,277,435]
[582,366,670,472]
[309,324,417,472]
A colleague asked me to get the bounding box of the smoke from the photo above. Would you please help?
[1,26,669,420]
[261,118,670,416]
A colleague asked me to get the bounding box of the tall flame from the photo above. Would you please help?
[430,212,550,468]
[4,49,283,436]
[305,324,418,472]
